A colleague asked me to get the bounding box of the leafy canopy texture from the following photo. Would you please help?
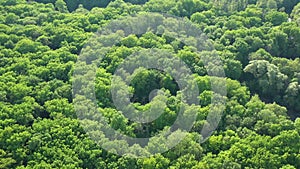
[0,0,300,168]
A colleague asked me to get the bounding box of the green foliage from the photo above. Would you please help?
[54,0,68,13]
[0,0,300,168]
[265,10,288,26]
[14,39,41,54]
[291,2,300,25]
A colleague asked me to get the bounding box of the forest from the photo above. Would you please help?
[1,0,300,168]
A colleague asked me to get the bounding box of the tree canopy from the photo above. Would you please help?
[0,0,300,168]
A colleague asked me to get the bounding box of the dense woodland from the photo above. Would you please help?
[1,0,300,168]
